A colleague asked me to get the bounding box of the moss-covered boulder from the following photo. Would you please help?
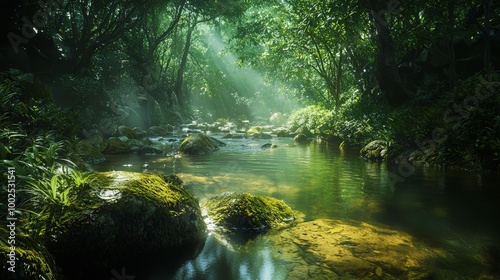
[204,192,295,233]
[360,140,388,161]
[42,171,206,278]
[0,229,60,280]
[294,133,310,144]
[275,129,293,137]
[294,124,313,138]
[117,125,138,139]
[246,126,273,139]
[102,137,131,153]
[179,133,225,155]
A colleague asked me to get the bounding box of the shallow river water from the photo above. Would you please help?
[95,135,500,279]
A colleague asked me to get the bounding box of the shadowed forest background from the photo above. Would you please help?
[1,0,500,279]
[1,0,499,171]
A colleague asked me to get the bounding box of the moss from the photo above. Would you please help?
[0,228,59,280]
[179,133,225,155]
[42,171,206,278]
[245,127,262,137]
[204,192,295,232]
[102,137,131,153]
[294,134,310,144]
[360,140,388,161]
[117,125,138,139]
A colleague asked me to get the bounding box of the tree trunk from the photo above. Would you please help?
[370,1,410,106]
[448,0,456,86]
[335,49,343,109]
[174,19,197,107]
[484,0,493,81]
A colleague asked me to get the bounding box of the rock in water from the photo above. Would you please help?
[102,137,131,154]
[360,140,388,161]
[203,192,295,233]
[294,133,310,144]
[42,171,206,279]
[179,133,226,155]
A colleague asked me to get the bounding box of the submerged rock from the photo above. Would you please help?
[223,133,244,139]
[360,140,388,161]
[179,133,226,155]
[261,143,278,149]
[203,192,295,233]
[0,229,60,280]
[42,171,206,278]
[273,219,447,279]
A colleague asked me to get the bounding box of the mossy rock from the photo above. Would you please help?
[294,133,310,144]
[42,171,206,278]
[275,129,293,137]
[294,125,313,137]
[0,228,60,280]
[179,133,225,155]
[252,132,273,139]
[129,139,163,155]
[360,140,388,161]
[223,133,244,139]
[261,143,278,149]
[147,124,174,136]
[204,192,296,233]
[77,139,105,163]
[102,137,131,154]
[246,126,273,139]
[117,125,138,139]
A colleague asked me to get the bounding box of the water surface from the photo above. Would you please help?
[96,136,500,279]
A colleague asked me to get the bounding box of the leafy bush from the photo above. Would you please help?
[333,93,392,145]
[0,71,81,142]
[388,72,500,172]
[286,105,335,134]
[437,72,500,172]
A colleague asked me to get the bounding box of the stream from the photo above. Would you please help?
[95,135,500,279]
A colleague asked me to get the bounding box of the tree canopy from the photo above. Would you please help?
[1,0,499,122]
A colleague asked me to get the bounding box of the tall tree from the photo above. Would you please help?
[369,0,410,106]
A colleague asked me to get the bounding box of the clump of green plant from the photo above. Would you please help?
[286,105,335,135]
[333,92,392,145]
[0,71,81,145]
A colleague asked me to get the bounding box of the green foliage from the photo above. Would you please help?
[0,71,81,142]
[286,105,335,135]
[333,93,392,145]
[437,73,500,172]
[388,72,500,172]
[26,169,91,209]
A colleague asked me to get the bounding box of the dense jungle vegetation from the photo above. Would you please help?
[0,0,500,278]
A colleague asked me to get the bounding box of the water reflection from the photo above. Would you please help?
[95,136,500,278]
[170,236,288,280]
